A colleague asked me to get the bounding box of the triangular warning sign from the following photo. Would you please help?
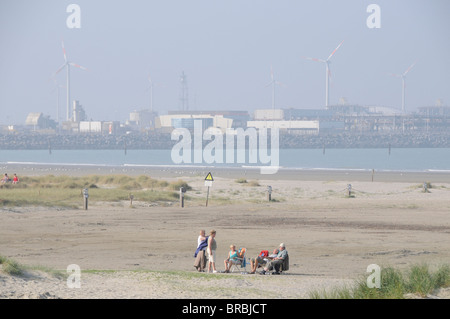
[205,172,214,181]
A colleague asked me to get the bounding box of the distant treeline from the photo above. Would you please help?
[1,131,450,150]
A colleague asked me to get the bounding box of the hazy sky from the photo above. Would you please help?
[1,0,449,125]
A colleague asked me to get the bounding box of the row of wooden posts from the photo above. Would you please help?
[179,185,273,208]
[80,185,271,210]
[80,181,432,210]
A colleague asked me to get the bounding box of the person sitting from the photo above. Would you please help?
[12,174,19,184]
[249,248,279,274]
[259,243,288,275]
[1,173,10,183]
[223,244,239,273]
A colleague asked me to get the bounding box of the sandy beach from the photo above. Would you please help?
[1,164,450,299]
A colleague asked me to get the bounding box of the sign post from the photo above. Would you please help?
[82,188,89,210]
[204,172,214,207]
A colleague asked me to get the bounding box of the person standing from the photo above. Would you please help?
[207,230,218,273]
[197,230,206,247]
[194,230,208,272]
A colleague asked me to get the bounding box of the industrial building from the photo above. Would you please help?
[25,113,57,131]
[155,110,249,132]
[127,109,157,131]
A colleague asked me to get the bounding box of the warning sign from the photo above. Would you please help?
[204,172,214,181]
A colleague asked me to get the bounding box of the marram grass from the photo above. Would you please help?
[0,174,192,208]
[309,263,450,299]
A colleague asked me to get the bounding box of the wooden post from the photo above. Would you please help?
[180,187,185,208]
[129,194,134,207]
[206,186,210,207]
[347,184,352,197]
[83,188,89,210]
[372,169,375,182]
[267,185,272,201]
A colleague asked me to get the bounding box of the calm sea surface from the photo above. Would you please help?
[1,148,450,172]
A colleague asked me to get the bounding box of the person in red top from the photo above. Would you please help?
[249,248,279,274]
[12,174,19,184]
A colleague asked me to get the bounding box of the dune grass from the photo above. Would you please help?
[0,255,68,279]
[0,174,191,208]
[309,263,450,299]
[0,255,25,276]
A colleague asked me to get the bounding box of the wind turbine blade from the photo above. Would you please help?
[302,56,326,63]
[69,62,88,71]
[265,81,274,88]
[61,41,67,62]
[326,40,344,61]
[52,63,67,77]
[388,73,402,78]
[403,61,417,76]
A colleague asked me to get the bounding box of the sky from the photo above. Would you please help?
[0,0,449,125]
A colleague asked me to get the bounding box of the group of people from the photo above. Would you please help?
[193,229,289,275]
[252,244,288,275]
[1,173,19,184]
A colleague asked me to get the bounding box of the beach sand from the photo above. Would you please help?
[1,164,450,298]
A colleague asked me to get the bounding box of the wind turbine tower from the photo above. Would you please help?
[266,65,284,110]
[53,41,87,121]
[147,74,154,113]
[389,61,417,113]
[179,71,189,111]
[51,79,64,124]
[303,40,344,108]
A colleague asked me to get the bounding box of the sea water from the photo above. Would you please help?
[1,148,450,172]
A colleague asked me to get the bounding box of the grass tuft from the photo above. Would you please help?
[309,263,450,299]
[0,255,25,276]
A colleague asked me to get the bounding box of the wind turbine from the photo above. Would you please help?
[52,41,87,121]
[266,65,284,110]
[389,61,417,113]
[303,40,344,108]
[145,73,164,113]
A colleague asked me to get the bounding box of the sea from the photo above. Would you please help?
[1,148,450,173]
